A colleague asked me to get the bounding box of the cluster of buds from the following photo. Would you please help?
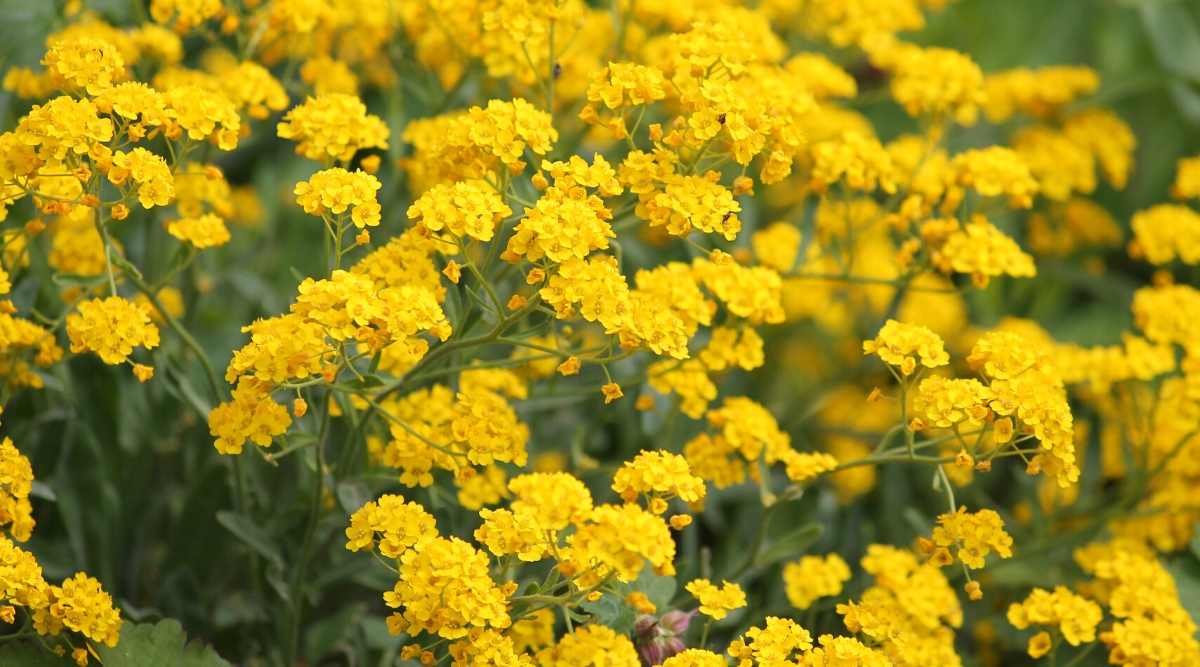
[634,609,696,665]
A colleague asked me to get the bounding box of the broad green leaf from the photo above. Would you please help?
[181,640,232,667]
[579,591,637,635]
[336,481,371,514]
[216,511,283,568]
[756,523,823,567]
[635,570,677,610]
[93,619,232,667]
[1140,4,1200,83]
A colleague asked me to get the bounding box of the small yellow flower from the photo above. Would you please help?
[557,356,580,376]
[132,364,154,382]
[1027,631,1052,659]
[443,260,462,284]
[670,514,692,529]
[602,382,623,403]
[625,591,656,614]
[636,394,656,411]
[359,155,381,175]
[507,294,527,311]
[686,579,746,620]
[293,398,307,417]
[994,417,1014,443]
[965,581,983,600]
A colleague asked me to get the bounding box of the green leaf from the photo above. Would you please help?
[756,523,823,567]
[345,375,384,391]
[1139,3,1200,83]
[634,570,677,610]
[579,591,637,635]
[92,619,232,667]
[51,273,109,288]
[505,319,553,340]
[305,602,367,662]
[265,564,294,606]
[0,642,75,667]
[336,481,371,514]
[215,511,283,568]
[180,640,232,667]
[1164,558,1200,631]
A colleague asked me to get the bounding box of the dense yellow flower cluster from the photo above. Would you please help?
[6,0,1200,665]
[783,554,851,610]
[862,319,949,375]
[1007,586,1102,658]
[0,434,121,659]
[927,507,1013,569]
[295,168,383,228]
[612,450,706,510]
[277,94,390,163]
[66,296,161,368]
[685,579,746,620]
[1076,541,1200,665]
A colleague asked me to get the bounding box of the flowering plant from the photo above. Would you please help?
[0,1,1198,666]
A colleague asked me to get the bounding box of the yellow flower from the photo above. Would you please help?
[1026,631,1052,659]
[278,94,390,163]
[686,579,746,620]
[387,536,511,638]
[408,182,511,242]
[1130,204,1200,265]
[1007,586,1102,647]
[345,494,438,558]
[783,554,851,610]
[167,213,230,248]
[983,66,1098,123]
[295,168,382,228]
[535,624,639,667]
[106,147,175,208]
[149,0,224,33]
[863,320,950,375]
[42,38,126,96]
[568,503,676,583]
[34,573,123,647]
[612,450,707,506]
[163,85,241,150]
[66,296,161,365]
[952,146,1039,208]
[506,187,614,262]
[220,61,289,120]
[931,507,1014,569]
[16,96,114,161]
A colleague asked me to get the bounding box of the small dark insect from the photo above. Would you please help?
[718,113,727,124]
[721,212,733,222]
[553,63,563,79]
